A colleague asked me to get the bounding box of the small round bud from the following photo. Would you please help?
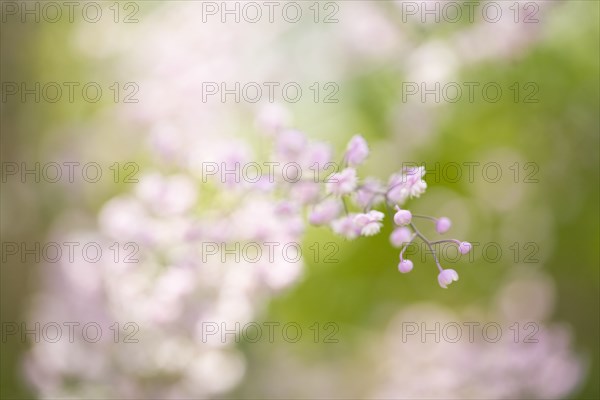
[458,241,472,254]
[435,217,452,234]
[390,227,412,248]
[398,259,413,273]
[394,209,412,226]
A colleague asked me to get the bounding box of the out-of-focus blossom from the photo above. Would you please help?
[326,168,358,196]
[367,271,585,399]
[308,198,342,226]
[331,214,362,240]
[345,135,369,167]
[390,227,413,248]
[136,173,198,215]
[354,210,385,236]
[237,271,585,400]
[435,217,452,234]
[289,181,321,205]
[304,142,333,169]
[255,103,291,136]
[276,129,308,161]
[354,178,386,209]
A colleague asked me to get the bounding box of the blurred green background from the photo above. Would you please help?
[1,1,598,398]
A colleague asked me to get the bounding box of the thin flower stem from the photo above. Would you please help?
[410,222,444,273]
[337,156,346,172]
[386,181,404,193]
[317,192,334,203]
[342,196,349,215]
[425,241,444,273]
[384,201,395,221]
[412,214,438,222]
[430,239,461,246]
[399,233,418,260]
[355,184,387,197]
[408,221,425,239]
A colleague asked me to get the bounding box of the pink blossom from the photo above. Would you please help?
[326,168,358,196]
[290,181,321,205]
[438,269,459,288]
[255,103,291,135]
[308,199,342,226]
[354,210,385,236]
[393,209,412,226]
[304,142,333,168]
[276,129,308,160]
[354,178,385,209]
[436,217,452,234]
[345,135,369,166]
[387,166,427,204]
[331,214,362,240]
[398,259,414,273]
[390,227,413,248]
[459,241,472,254]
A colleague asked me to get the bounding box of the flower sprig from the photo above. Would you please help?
[302,134,471,288]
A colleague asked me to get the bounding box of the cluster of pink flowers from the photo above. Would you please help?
[295,133,471,288]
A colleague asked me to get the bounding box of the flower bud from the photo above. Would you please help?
[458,241,472,254]
[437,269,459,288]
[390,227,412,248]
[393,209,412,226]
[398,259,414,273]
[435,217,452,234]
